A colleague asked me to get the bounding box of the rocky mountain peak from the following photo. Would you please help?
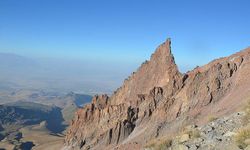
[64,40,250,150]
[149,38,175,71]
[110,38,181,105]
[151,38,173,59]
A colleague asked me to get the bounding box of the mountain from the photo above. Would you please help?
[64,39,250,150]
[0,101,68,150]
[0,92,91,149]
[0,101,65,133]
[0,90,92,124]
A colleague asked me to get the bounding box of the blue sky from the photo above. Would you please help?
[0,0,250,72]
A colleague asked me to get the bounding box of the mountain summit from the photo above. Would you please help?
[64,39,250,150]
[110,38,182,105]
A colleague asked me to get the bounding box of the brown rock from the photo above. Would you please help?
[64,39,250,150]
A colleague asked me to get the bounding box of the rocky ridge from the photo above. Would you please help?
[64,39,250,150]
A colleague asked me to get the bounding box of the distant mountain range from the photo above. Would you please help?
[0,101,64,133]
[0,53,99,149]
[0,101,65,149]
[0,90,92,122]
[0,91,92,149]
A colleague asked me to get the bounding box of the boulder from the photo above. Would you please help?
[179,134,190,143]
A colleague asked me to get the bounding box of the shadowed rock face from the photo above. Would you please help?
[64,39,250,150]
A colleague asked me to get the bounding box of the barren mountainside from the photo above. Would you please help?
[64,39,250,150]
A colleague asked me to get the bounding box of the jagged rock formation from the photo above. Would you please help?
[64,39,250,150]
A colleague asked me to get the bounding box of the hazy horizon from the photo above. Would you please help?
[1,0,250,94]
[0,52,138,94]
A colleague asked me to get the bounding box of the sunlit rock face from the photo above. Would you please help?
[64,39,250,150]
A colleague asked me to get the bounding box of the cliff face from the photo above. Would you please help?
[64,39,250,150]
[110,38,182,106]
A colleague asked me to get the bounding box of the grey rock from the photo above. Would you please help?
[224,131,236,137]
[187,144,198,150]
